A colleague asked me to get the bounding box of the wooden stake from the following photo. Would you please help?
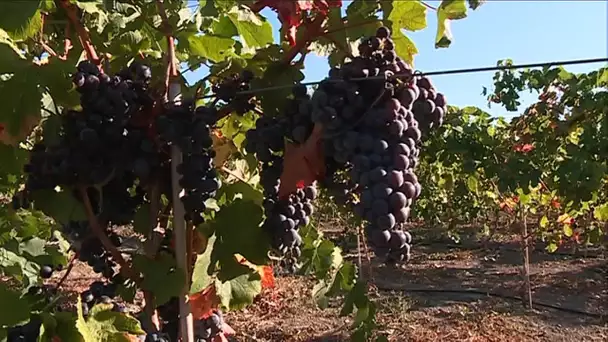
[168,82,195,342]
[521,208,533,309]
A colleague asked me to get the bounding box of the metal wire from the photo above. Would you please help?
[199,57,608,99]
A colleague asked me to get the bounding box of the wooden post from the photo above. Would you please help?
[521,208,533,309]
[168,82,195,342]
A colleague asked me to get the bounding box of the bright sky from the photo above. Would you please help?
[186,1,608,118]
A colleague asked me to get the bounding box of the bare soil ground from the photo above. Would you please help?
[52,224,607,342]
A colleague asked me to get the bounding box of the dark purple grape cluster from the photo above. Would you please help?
[194,310,225,341]
[212,70,256,114]
[244,86,317,269]
[80,280,125,317]
[61,220,123,279]
[156,300,225,342]
[156,102,220,225]
[21,61,156,192]
[308,27,447,264]
[142,332,170,342]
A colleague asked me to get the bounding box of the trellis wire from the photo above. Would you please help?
[199,57,608,99]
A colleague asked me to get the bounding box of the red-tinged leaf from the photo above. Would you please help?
[279,123,325,198]
[513,143,534,153]
[260,265,275,289]
[235,255,275,289]
[551,198,561,209]
[189,285,220,320]
[255,0,341,46]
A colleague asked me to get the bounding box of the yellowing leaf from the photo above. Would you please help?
[211,130,236,167]
[593,203,608,221]
[539,215,549,228]
[435,0,468,48]
[235,254,275,289]
[388,1,427,32]
[563,224,573,237]
[392,31,418,65]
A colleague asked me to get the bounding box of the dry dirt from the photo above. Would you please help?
[51,226,607,342]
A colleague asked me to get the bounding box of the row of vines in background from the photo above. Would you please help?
[415,64,607,250]
[0,0,485,341]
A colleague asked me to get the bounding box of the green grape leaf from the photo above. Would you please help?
[329,262,357,293]
[0,247,39,287]
[0,66,43,137]
[227,7,273,52]
[593,203,608,221]
[187,35,235,63]
[20,237,47,257]
[190,235,215,294]
[76,299,144,342]
[0,0,42,40]
[31,189,87,225]
[300,239,343,279]
[312,279,331,308]
[388,1,427,32]
[466,175,479,193]
[210,198,269,265]
[51,312,82,342]
[214,267,262,311]
[132,253,187,306]
[436,0,468,48]
[216,181,263,207]
[132,203,151,235]
[0,282,30,327]
[0,143,28,191]
[211,15,238,38]
[340,280,367,317]
[74,0,109,33]
[392,31,418,65]
[0,29,27,73]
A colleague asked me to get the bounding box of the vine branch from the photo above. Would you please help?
[55,253,77,289]
[156,0,178,97]
[55,0,99,64]
[78,186,138,282]
[421,2,438,11]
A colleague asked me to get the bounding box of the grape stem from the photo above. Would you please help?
[78,186,139,283]
[421,2,438,11]
[156,0,178,99]
[220,166,250,184]
[55,0,100,64]
[55,252,77,289]
[38,13,69,61]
